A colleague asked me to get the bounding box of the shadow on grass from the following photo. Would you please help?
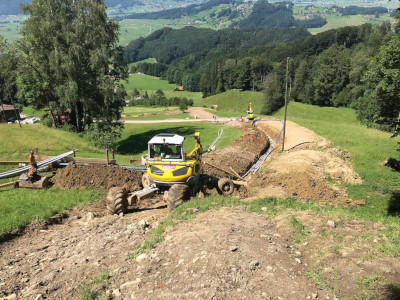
[383,284,400,300]
[387,190,400,217]
[117,126,200,155]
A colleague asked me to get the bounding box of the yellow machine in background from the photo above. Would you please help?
[143,132,203,187]
[246,102,256,121]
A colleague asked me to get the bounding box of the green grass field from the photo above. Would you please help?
[121,73,203,101]
[128,58,157,69]
[197,89,264,117]
[308,13,395,35]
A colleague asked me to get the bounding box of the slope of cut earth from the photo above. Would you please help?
[51,164,143,192]
[111,207,333,300]
[203,123,269,178]
[252,120,362,205]
[0,202,168,299]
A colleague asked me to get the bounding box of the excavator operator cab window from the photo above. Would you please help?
[150,144,183,160]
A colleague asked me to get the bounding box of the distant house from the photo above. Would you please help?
[0,105,20,123]
[135,96,144,100]
[174,86,184,91]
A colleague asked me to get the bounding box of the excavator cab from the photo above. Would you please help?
[144,133,203,187]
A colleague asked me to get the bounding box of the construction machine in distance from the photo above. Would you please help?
[246,103,256,121]
[106,132,236,214]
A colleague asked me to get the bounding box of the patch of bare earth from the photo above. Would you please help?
[111,207,334,300]
[187,107,215,119]
[275,211,400,299]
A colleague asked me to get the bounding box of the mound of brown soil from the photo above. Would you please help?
[51,164,143,192]
[203,124,269,178]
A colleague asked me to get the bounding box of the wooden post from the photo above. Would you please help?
[0,98,7,123]
[282,57,289,152]
[106,149,109,165]
[112,150,115,160]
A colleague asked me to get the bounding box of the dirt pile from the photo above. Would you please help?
[51,164,143,192]
[203,124,269,178]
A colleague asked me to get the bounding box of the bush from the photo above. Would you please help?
[40,113,53,128]
[84,126,121,150]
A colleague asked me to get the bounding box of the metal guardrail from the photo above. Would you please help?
[0,150,77,180]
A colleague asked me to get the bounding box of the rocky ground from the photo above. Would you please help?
[1,118,399,299]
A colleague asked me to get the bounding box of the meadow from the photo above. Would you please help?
[121,73,203,101]
[196,89,264,117]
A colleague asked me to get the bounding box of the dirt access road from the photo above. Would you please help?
[1,119,399,299]
[123,107,231,124]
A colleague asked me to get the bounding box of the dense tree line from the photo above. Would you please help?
[131,23,385,99]
[128,89,194,109]
[335,5,388,16]
[124,26,310,64]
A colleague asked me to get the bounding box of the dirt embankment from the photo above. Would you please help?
[251,121,363,206]
[203,123,269,179]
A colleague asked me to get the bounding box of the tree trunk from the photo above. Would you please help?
[75,103,81,132]
[50,109,58,128]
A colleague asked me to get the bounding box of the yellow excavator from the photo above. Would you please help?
[142,132,203,188]
[106,132,236,214]
[246,102,256,121]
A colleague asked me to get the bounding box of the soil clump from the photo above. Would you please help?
[51,164,142,192]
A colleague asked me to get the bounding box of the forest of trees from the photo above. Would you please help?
[124,26,310,64]
[334,5,388,16]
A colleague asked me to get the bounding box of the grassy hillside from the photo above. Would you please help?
[121,73,203,101]
[196,89,263,117]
